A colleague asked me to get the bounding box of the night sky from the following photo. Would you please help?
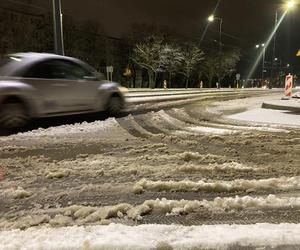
[10,0,300,76]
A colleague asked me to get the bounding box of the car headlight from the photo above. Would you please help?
[118,87,129,93]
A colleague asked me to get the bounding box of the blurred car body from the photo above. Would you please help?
[0,53,125,129]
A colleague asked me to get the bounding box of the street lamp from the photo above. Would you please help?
[271,0,295,83]
[52,0,64,55]
[208,14,223,88]
[208,14,223,50]
[255,43,266,84]
[286,0,296,9]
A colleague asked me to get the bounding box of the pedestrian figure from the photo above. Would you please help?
[163,80,167,89]
[200,81,203,88]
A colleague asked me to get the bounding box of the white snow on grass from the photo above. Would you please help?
[133,176,300,194]
[2,223,300,250]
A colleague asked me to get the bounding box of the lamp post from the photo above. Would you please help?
[271,0,295,84]
[208,15,223,50]
[255,43,266,84]
[208,15,223,88]
[52,0,64,55]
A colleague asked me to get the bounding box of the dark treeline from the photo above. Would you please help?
[0,10,240,88]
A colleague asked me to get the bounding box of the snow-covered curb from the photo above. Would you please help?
[2,223,300,250]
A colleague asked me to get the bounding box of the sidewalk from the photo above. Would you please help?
[262,98,300,113]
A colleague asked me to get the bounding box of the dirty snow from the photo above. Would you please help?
[2,223,300,250]
[0,91,299,240]
[134,175,300,194]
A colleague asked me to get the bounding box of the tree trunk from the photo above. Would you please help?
[148,70,152,88]
[208,76,213,88]
[168,72,172,88]
[185,73,189,89]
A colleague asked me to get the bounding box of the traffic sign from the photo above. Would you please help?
[297,49,300,57]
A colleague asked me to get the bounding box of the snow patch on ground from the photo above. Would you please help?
[3,194,300,230]
[176,162,255,173]
[158,110,236,135]
[3,186,31,199]
[2,223,300,250]
[228,108,300,127]
[133,176,300,193]
[0,118,133,145]
[0,145,30,153]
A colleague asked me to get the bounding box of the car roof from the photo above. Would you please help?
[0,53,84,76]
[9,52,77,62]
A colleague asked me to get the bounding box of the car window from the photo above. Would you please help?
[68,61,96,80]
[24,60,69,79]
[23,59,96,81]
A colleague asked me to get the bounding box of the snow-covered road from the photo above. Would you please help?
[0,91,299,249]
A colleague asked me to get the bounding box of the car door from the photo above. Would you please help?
[22,59,98,114]
[22,59,73,114]
[61,60,100,111]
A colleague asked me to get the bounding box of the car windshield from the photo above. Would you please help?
[0,56,23,76]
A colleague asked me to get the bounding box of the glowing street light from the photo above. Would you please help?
[208,15,214,22]
[286,0,295,10]
[271,0,296,83]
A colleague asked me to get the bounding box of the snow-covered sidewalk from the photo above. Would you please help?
[1,223,300,250]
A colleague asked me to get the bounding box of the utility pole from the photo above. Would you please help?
[271,11,278,86]
[52,0,64,55]
[262,46,266,83]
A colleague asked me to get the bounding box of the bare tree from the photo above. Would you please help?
[132,35,164,88]
[202,49,240,88]
[180,43,205,88]
[160,43,183,88]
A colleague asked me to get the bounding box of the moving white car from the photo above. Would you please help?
[0,53,125,129]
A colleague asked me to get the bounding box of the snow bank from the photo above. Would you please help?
[171,108,288,133]
[0,118,132,144]
[4,195,300,230]
[176,162,255,173]
[134,176,300,193]
[2,223,300,250]
[158,110,236,135]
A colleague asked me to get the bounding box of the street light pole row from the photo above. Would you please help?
[206,0,295,87]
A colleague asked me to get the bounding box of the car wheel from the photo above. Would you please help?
[0,101,29,129]
[106,95,123,116]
